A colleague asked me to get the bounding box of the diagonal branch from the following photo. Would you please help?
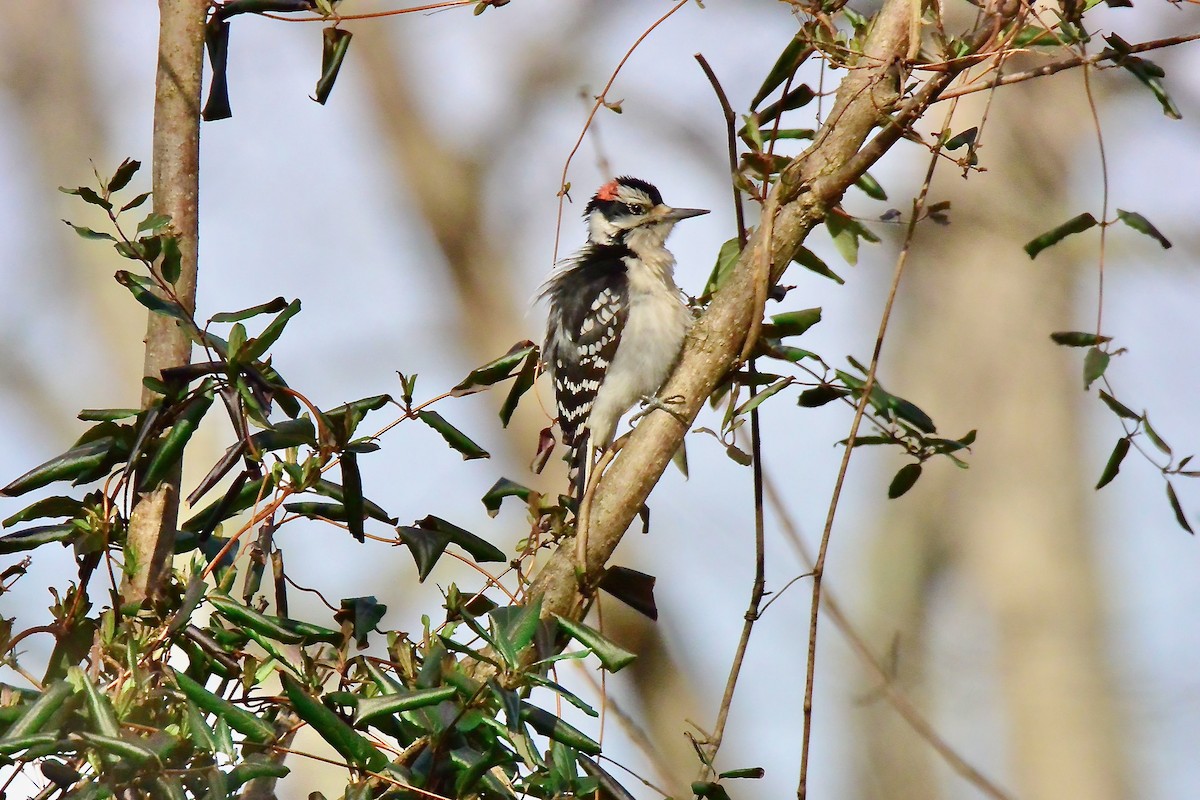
[524,0,1020,625]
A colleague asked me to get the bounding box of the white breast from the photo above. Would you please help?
[584,248,691,448]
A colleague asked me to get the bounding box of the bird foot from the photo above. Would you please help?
[631,394,688,426]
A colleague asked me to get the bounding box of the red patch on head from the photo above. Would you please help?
[595,179,620,201]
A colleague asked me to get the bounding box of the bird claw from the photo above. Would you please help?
[631,394,687,426]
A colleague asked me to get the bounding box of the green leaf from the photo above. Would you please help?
[1142,414,1171,456]
[308,478,394,524]
[337,596,387,649]
[598,565,658,620]
[1083,347,1109,389]
[226,321,248,362]
[60,185,112,211]
[115,235,162,262]
[482,477,532,518]
[1,438,117,496]
[107,158,141,193]
[753,83,815,126]
[854,171,887,200]
[417,411,490,460]
[693,781,735,800]
[243,299,301,362]
[354,687,458,726]
[719,767,765,780]
[0,733,59,757]
[160,235,182,284]
[341,452,365,543]
[282,673,387,770]
[1050,331,1112,347]
[283,501,353,523]
[416,514,506,563]
[181,475,275,535]
[733,378,791,417]
[227,761,290,791]
[944,126,978,150]
[1023,212,1097,259]
[1165,481,1193,534]
[554,615,636,672]
[1011,25,1076,47]
[1104,34,1181,119]
[520,703,601,755]
[890,397,937,434]
[62,220,115,241]
[211,296,289,323]
[1116,209,1172,249]
[1098,390,1138,420]
[0,680,74,741]
[208,593,305,644]
[488,599,543,668]
[137,213,172,234]
[798,385,847,408]
[452,340,538,396]
[750,35,814,109]
[183,695,219,753]
[791,246,843,284]
[321,393,391,446]
[826,213,860,265]
[78,407,141,421]
[141,387,215,491]
[66,668,120,738]
[314,27,353,105]
[769,308,822,338]
[3,496,84,528]
[395,525,450,581]
[703,237,743,300]
[500,349,538,427]
[115,270,190,321]
[888,463,922,499]
[0,524,77,555]
[76,732,158,764]
[1096,437,1130,489]
[827,213,878,266]
[172,669,275,743]
[120,192,152,213]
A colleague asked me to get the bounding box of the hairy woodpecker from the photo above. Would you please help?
[541,176,709,496]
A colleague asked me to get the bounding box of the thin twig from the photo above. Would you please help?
[552,0,691,262]
[262,1,472,21]
[763,473,1015,800]
[1081,61,1109,334]
[694,53,747,248]
[574,667,676,796]
[936,32,1200,102]
[699,359,768,780]
[797,105,950,800]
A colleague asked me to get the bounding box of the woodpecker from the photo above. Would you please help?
[541,176,709,497]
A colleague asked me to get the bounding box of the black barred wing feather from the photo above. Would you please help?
[541,246,630,486]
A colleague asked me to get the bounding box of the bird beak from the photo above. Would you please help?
[657,206,710,222]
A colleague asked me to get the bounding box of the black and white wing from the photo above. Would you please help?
[541,245,630,492]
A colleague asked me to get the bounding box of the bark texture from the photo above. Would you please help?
[122,0,207,606]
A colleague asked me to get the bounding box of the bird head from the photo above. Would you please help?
[584,176,708,248]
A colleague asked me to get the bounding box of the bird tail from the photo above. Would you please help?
[567,430,590,506]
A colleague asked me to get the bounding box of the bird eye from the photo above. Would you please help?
[624,203,643,215]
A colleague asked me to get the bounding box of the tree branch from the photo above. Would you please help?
[527,0,935,622]
[122,0,206,607]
